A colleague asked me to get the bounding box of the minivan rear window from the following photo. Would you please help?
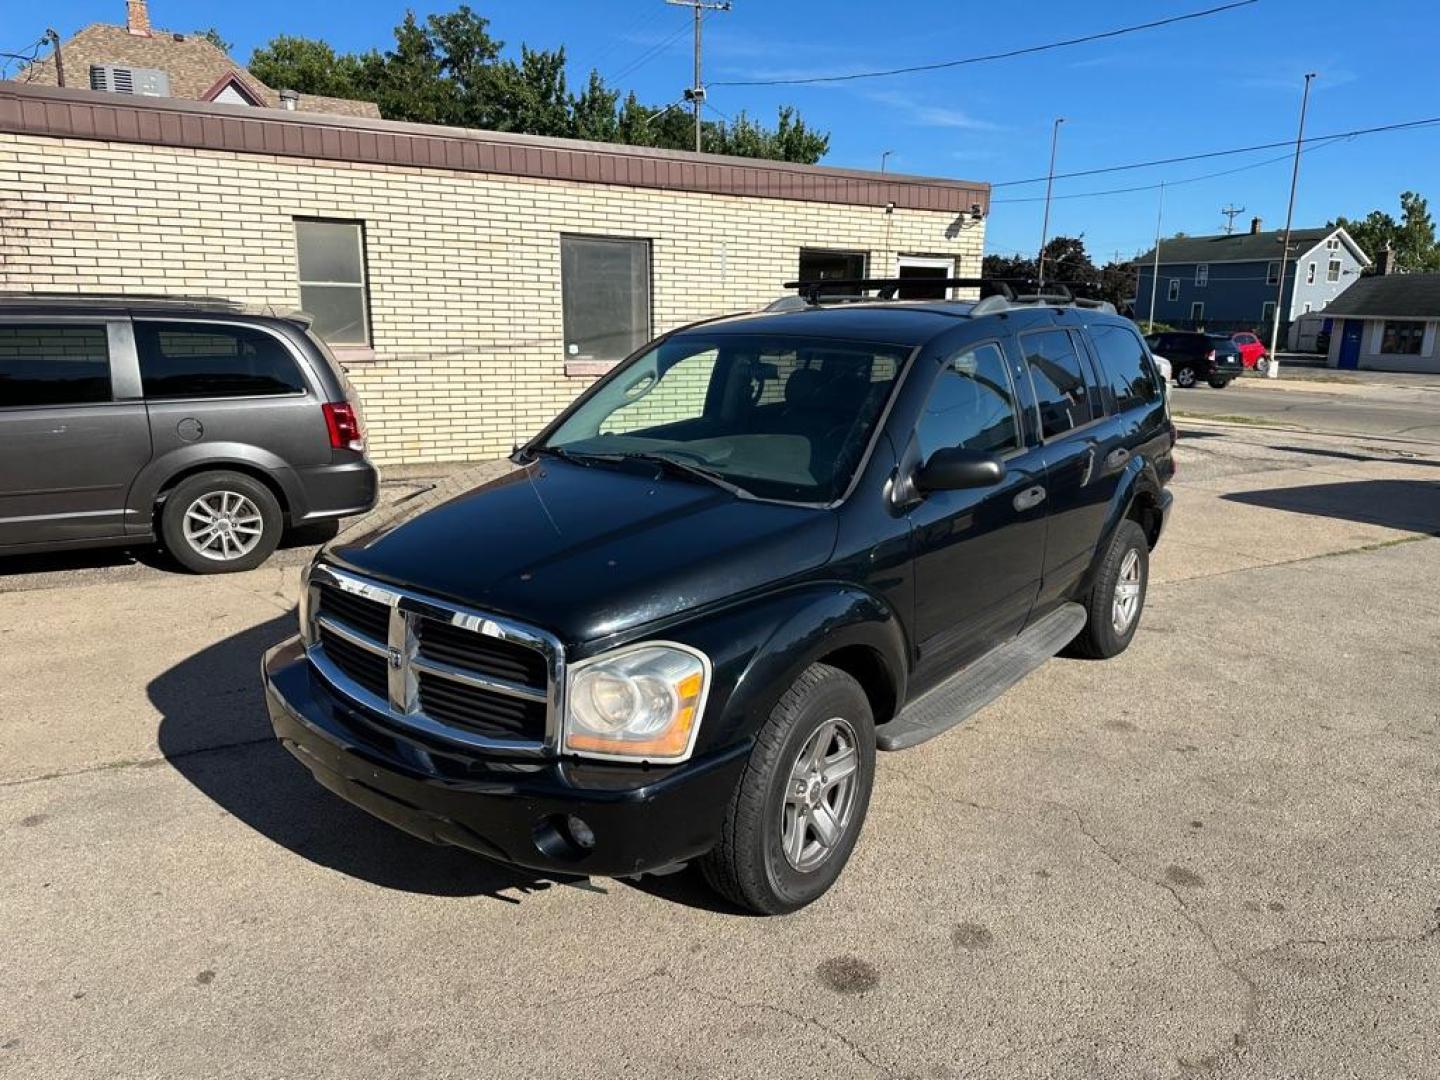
[136,323,306,400]
[0,324,111,408]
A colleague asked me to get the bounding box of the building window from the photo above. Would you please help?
[0,324,111,407]
[1306,262,1316,285]
[1167,279,1180,302]
[1266,261,1280,285]
[1195,263,1209,287]
[798,249,867,296]
[1326,237,1339,250]
[561,235,652,364]
[1261,301,1276,324]
[1380,321,1424,355]
[1303,302,1312,314]
[294,219,371,346]
[1327,259,1342,283]
[1190,301,1205,323]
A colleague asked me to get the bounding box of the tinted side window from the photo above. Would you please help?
[1022,329,1095,439]
[137,323,306,399]
[916,343,1019,461]
[1089,323,1159,412]
[0,324,111,407]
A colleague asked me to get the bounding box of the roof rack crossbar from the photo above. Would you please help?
[782,277,1013,305]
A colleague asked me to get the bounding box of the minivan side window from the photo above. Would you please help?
[0,324,111,408]
[916,343,1019,462]
[1089,323,1160,412]
[1021,329,1096,439]
[136,323,307,400]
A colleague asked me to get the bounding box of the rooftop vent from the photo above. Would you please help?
[89,64,170,97]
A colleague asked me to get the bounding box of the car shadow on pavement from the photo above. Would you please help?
[150,612,570,903]
[1223,478,1440,534]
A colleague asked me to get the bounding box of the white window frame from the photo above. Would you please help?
[293,218,371,347]
[1262,300,1276,323]
[1266,261,1280,285]
[1167,279,1180,302]
[1303,301,1312,314]
[1326,237,1339,251]
[895,254,956,298]
[1305,261,1316,285]
[1327,259,1342,283]
[1190,301,1205,323]
[1194,263,1209,287]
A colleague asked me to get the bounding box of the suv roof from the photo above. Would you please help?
[0,292,314,327]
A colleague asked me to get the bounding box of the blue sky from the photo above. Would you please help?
[34,0,1440,260]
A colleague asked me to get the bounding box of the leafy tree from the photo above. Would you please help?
[248,6,829,163]
[983,236,1097,288]
[195,28,233,53]
[1332,191,1440,272]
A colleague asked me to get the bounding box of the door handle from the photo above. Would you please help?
[1105,448,1131,469]
[1013,485,1047,512]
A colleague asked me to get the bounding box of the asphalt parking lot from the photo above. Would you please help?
[3,418,1438,1079]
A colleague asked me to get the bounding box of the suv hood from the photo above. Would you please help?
[325,458,839,645]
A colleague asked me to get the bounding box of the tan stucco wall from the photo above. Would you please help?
[0,132,986,464]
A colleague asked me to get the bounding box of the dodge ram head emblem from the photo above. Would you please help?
[387,646,403,670]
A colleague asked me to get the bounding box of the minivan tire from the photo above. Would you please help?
[160,471,283,574]
[700,663,875,915]
[1069,519,1149,660]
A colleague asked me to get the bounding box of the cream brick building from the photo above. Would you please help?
[0,82,989,465]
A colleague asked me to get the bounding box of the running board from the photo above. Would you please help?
[876,603,1087,751]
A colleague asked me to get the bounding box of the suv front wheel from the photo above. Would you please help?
[160,471,283,574]
[701,663,875,914]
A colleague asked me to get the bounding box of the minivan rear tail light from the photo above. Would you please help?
[322,401,365,452]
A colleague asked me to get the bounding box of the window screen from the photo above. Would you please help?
[295,219,370,345]
[1022,329,1096,439]
[561,236,652,363]
[136,323,306,399]
[1089,323,1160,412]
[916,343,1019,461]
[0,325,111,407]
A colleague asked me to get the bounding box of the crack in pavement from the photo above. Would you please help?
[0,735,275,789]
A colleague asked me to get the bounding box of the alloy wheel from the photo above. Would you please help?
[182,490,264,561]
[1112,548,1144,634]
[780,717,861,873]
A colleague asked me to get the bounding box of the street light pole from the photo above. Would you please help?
[1147,181,1166,333]
[1036,117,1065,289]
[880,149,893,173]
[666,0,731,154]
[1267,72,1316,379]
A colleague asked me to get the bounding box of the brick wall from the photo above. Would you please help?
[0,132,986,465]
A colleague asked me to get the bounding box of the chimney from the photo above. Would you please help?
[279,88,299,111]
[126,0,151,35]
[1249,215,1262,235]
[1376,241,1395,276]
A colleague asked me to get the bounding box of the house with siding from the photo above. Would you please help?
[17,0,379,119]
[1320,266,1440,373]
[0,81,988,466]
[1134,218,1369,342]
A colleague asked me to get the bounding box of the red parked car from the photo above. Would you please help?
[1230,331,1268,370]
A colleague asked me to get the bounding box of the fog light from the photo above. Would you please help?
[565,814,596,850]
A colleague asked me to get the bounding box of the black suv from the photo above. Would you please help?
[1143,330,1243,389]
[0,295,377,572]
[264,281,1174,914]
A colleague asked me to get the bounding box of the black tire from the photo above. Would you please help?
[1069,519,1149,660]
[1208,375,1230,389]
[1174,366,1197,388]
[700,664,875,915]
[160,471,283,574]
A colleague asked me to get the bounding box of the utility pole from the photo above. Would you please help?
[1147,181,1166,333]
[666,0,730,154]
[1036,117,1065,289]
[1267,73,1316,379]
[45,28,64,87]
[1220,203,1246,234]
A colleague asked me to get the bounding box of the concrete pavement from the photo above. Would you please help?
[2,419,1438,1079]
[1170,374,1440,442]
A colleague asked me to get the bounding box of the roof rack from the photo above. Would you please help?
[0,292,316,325]
[781,277,1011,304]
[777,277,1116,315]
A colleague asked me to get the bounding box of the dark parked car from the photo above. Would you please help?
[1143,331,1243,388]
[0,295,378,572]
[265,282,1175,913]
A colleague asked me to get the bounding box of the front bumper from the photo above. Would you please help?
[262,637,749,877]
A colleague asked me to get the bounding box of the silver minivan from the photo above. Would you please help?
[0,295,378,572]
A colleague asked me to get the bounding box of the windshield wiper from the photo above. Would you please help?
[614,451,748,498]
[526,445,603,467]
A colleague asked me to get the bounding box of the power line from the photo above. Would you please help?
[712,0,1257,87]
[607,22,692,83]
[992,115,1440,187]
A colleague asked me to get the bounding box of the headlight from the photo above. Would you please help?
[563,642,710,762]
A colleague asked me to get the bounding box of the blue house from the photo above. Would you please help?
[1133,219,1369,339]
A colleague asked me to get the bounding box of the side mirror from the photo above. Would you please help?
[915,446,1006,493]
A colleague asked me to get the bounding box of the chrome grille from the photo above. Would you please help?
[304,565,562,754]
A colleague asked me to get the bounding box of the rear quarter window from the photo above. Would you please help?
[1088,323,1160,411]
[137,322,307,400]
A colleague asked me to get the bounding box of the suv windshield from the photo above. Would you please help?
[541,333,912,503]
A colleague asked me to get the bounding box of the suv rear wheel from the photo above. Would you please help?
[700,663,875,914]
[161,471,283,574]
[1174,365,1197,388]
[1069,519,1149,659]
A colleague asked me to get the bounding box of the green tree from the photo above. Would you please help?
[194,28,233,53]
[1332,191,1440,272]
[247,6,829,164]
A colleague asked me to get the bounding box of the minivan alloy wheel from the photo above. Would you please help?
[183,490,265,560]
[780,716,861,873]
